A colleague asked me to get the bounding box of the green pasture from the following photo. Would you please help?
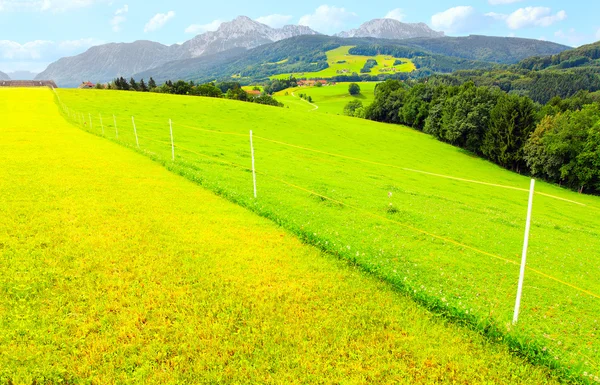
[55,88,600,382]
[271,46,415,80]
[275,82,379,114]
[0,88,565,383]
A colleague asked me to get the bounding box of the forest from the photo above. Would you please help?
[359,79,600,194]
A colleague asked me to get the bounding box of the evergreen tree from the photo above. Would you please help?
[140,78,148,92]
[148,77,157,89]
[129,77,139,91]
[120,77,130,91]
[482,93,536,172]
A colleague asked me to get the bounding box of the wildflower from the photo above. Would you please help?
[388,192,393,198]
[583,372,588,377]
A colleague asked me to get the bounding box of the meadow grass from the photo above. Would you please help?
[271,46,415,79]
[55,88,600,382]
[275,82,379,114]
[0,87,567,384]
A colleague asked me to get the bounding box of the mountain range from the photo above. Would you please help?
[6,71,38,80]
[36,16,319,87]
[0,71,9,80]
[33,16,570,87]
[132,34,570,85]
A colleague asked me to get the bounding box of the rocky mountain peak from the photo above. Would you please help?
[337,18,444,40]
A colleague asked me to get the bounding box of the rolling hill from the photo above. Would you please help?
[442,40,600,103]
[54,88,600,382]
[3,86,567,384]
[517,40,600,70]
[400,35,569,64]
[135,34,568,84]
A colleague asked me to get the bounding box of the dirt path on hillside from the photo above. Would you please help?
[292,91,319,111]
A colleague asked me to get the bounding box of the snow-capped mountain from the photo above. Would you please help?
[337,19,444,40]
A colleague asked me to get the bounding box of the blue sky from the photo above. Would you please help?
[1,0,599,73]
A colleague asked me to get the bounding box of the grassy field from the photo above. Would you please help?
[271,46,415,80]
[54,89,600,382]
[275,82,379,114]
[0,88,567,384]
[242,85,263,93]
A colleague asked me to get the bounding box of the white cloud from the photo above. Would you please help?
[0,0,108,12]
[144,11,175,33]
[0,40,53,60]
[554,29,587,46]
[110,4,128,32]
[299,5,356,34]
[0,37,103,72]
[57,38,104,50]
[255,14,293,28]
[185,19,223,34]
[431,6,482,34]
[488,0,523,5]
[485,12,507,21]
[505,7,567,30]
[384,8,405,22]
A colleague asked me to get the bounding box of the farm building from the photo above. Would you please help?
[0,80,58,88]
[79,81,95,89]
[297,80,333,87]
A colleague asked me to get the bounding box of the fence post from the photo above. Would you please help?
[513,179,536,324]
[132,116,139,148]
[113,115,118,138]
[169,119,175,161]
[99,114,104,135]
[89,113,93,130]
[250,130,257,198]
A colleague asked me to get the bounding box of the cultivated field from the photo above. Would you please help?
[271,46,415,80]
[0,88,565,383]
[53,88,600,382]
[275,81,379,114]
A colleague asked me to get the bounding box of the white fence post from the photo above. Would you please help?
[250,130,257,198]
[513,179,536,324]
[132,116,139,148]
[99,114,104,135]
[169,119,175,161]
[89,113,93,130]
[113,115,118,138]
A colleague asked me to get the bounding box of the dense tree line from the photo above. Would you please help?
[263,78,298,94]
[110,78,283,107]
[362,79,600,194]
[360,59,378,73]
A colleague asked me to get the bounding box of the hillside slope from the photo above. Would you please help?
[518,40,600,70]
[136,34,570,83]
[0,87,562,384]
[57,89,600,380]
[402,35,569,64]
[0,71,9,80]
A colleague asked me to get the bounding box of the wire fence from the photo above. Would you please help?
[51,88,600,382]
